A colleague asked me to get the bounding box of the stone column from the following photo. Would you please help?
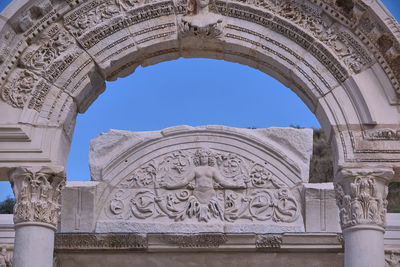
[9,166,66,267]
[334,168,394,267]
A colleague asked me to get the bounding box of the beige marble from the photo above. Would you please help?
[0,0,399,266]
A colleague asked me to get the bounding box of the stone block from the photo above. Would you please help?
[60,181,99,233]
[303,183,341,233]
[89,126,313,234]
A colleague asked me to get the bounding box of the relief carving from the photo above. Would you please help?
[55,233,147,249]
[20,24,81,83]
[64,0,153,38]
[106,147,300,224]
[364,128,400,141]
[385,250,400,267]
[10,167,66,227]
[358,16,400,95]
[255,234,282,249]
[277,2,370,74]
[0,247,11,267]
[1,70,38,108]
[159,233,227,248]
[179,0,223,38]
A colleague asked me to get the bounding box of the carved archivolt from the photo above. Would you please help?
[0,0,399,170]
[0,0,398,111]
[104,147,299,224]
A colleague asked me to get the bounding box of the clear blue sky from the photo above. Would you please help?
[0,0,399,200]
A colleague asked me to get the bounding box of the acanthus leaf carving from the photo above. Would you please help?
[334,169,393,229]
[10,167,66,227]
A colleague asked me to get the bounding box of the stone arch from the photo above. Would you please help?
[0,0,399,174]
[1,0,400,266]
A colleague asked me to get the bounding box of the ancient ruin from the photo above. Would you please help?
[0,0,400,266]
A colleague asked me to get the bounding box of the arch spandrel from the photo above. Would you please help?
[0,0,399,179]
[89,126,313,233]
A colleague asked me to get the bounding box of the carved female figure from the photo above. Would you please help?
[160,148,247,222]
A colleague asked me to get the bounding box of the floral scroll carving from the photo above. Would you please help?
[276,2,371,74]
[64,0,157,39]
[19,23,81,83]
[10,167,66,227]
[105,147,300,224]
[1,70,38,109]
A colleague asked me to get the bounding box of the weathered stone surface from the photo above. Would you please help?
[303,183,341,233]
[89,126,312,234]
[54,250,345,267]
[0,0,399,174]
[60,181,99,233]
[0,0,399,266]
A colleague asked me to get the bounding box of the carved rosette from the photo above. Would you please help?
[334,168,394,230]
[9,166,66,228]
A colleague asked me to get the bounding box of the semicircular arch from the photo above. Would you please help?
[0,0,399,178]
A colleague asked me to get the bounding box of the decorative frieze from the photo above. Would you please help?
[19,23,81,83]
[255,234,282,249]
[55,233,147,250]
[10,167,66,227]
[159,233,227,248]
[385,250,400,267]
[0,246,12,267]
[52,233,346,251]
[334,169,394,230]
[106,147,300,224]
[364,129,400,141]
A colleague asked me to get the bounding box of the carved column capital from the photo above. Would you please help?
[9,166,66,229]
[334,168,394,230]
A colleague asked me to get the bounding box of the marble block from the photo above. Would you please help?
[88,125,313,234]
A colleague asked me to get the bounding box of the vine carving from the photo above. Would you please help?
[106,147,299,224]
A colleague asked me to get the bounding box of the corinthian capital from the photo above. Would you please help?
[9,166,66,228]
[334,168,394,230]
